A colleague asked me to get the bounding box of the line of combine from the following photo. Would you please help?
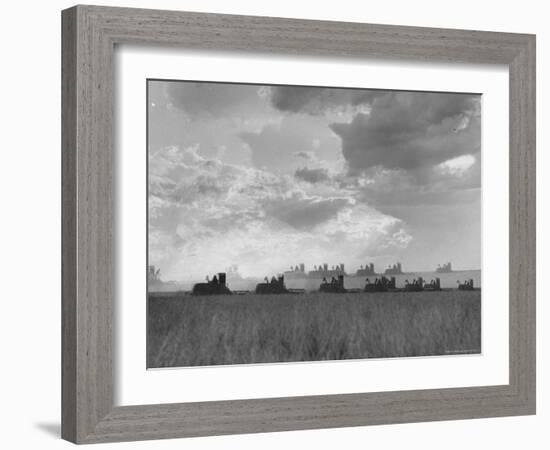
[190,272,477,296]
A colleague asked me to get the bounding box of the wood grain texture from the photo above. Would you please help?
[508,34,536,410]
[61,5,536,444]
[61,7,77,443]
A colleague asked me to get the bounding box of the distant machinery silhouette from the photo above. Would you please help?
[384,262,403,275]
[436,262,452,273]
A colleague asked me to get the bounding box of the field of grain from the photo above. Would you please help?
[147,291,481,368]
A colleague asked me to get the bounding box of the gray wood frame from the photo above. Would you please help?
[62,5,536,444]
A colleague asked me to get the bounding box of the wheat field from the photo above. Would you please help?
[147,290,481,368]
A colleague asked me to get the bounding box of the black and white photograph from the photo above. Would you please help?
[1,0,543,447]
[147,79,482,368]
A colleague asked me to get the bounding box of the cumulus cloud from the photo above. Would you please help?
[330,92,481,173]
[149,145,409,280]
[438,154,476,176]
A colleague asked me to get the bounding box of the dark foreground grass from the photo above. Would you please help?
[147,291,481,368]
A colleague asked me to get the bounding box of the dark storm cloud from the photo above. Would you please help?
[330,92,480,172]
[164,81,265,118]
[263,195,350,230]
[270,86,384,114]
[294,167,330,184]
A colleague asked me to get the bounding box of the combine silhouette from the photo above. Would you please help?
[404,277,424,292]
[458,279,475,291]
[192,272,232,296]
[364,276,396,292]
[319,275,347,293]
[356,263,377,276]
[255,275,290,294]
[424,278,442,291]
[436,262,452,273]
[385,262,403,275]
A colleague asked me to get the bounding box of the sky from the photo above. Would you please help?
[148,80,481,282]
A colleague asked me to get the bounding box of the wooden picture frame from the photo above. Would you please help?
[61,5,536,444]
